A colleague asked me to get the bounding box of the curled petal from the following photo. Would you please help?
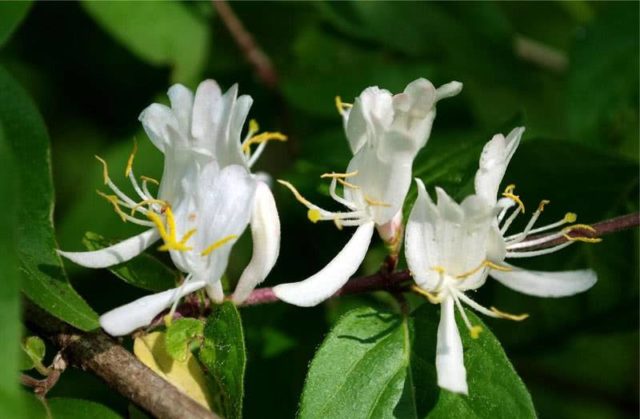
[273,221,375,307]
[58,229,160,269]
[100,280,206,336]
[490,264,597,297]
[436,297,468,394]
[232,183,281,304]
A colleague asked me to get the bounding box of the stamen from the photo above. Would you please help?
[95,155,109,185]
[249,119,259,134]
[201,234,238,256]
[562,224,602,243]
[125,139,138,177]
[96,191,127,221]
[410,285,441,304]
[308,209,321,223]
[452,293,482,340]
[334,96,352,114]
[456,260,511,279]
[502,184,525,214]
[365,196,391,207]
[506,241,573,258]
[242,131,287,153]
[500,205,522,234]
[129,199,167,216]
[140,175,159,185]
[490,307,529,321]
[147,208,194,252]
[337,178,359,189]
[320,171,358,179]
[278,180,320,209]
[328,178,359,210]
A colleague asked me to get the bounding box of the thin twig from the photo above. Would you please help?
[24,303,219,419]
[212,0,278,89]
[20,353,67,398]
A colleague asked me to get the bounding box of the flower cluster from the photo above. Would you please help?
[59,78,599,395]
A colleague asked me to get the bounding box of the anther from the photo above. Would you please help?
[490,307,529,321]
[334,96,352,114]
[562,224,602,243]
[410,285,441,304]
[125,139,138,177]
[470,326,483,339]
[95,155,110,185]
[201,234,238,256]
[502,184,525,213]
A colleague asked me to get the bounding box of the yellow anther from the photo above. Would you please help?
[141,175,159,185]
[179,229,197,245]
[96,190,127,221]
[307,209,321,223]
[337,178,360,189]
[334,96,352,114]
[502,184,525,213]
[410,285,441,304]
[432,265,446,274]
[249,119,259,133]
[147,207,195,252]
[242,131,287,152]
[564,212,577,223]
[125,139,138,177]
[278,180,317,208]
[537,199,550,212]
[163,314,173,327]
[456,260,512,279]
[562,224,602,243]
[129,199,169,216]
[201,234,238,256]
[483,261,512,272]
[490,306,529,321]
[470,326,483,339]
[320,171,359,179]
[365,196,391,207]
[95,155,110,185]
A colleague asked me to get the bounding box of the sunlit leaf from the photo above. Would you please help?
[198,302,246,419]
[0,66,98,331]
[82,232,178,292]
[81,1,210,83]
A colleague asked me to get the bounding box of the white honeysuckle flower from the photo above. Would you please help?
[274,78,462,307]
[405,127,599,395]
[58,80,284,336]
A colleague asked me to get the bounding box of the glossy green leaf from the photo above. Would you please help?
[165,318,205,362]
[299,306,413,419]
[0,66,98,331]
[0,121,24,418]
[81,1,210,83]
[48,397,122,419]
[299,304,535,418]
[411,304,536,418]
[82,232,178,292]
[198,302,246,419]
[0,1,32,47]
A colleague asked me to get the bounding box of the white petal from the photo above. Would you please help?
[273,221,375,307]
[206,280,225,303]
[58,229,160,269]
[99,280,206,336]
[167,84,194,134]
[491,264,597,297]
[138,103,182,152]
[474,127,524,204]
[232,183,281,303]
[435,81,463,101]
[191,79,222,142]
[436,297,468,394]
[405,179,440,290]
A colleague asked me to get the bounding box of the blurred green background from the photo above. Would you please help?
[2,1,638,418]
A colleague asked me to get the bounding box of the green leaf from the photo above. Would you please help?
[82,232,178,292]
[81,1,210,83]
[411,304,536,418]
[165,318,205,362]
[198,302,246,419]
[0,66,99,331]
[20,336,46,372]
[298,306,413,419]
[0,121,24,418]
[48,397,122,419]
[0,1,32,47]
[299,304,535,418]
